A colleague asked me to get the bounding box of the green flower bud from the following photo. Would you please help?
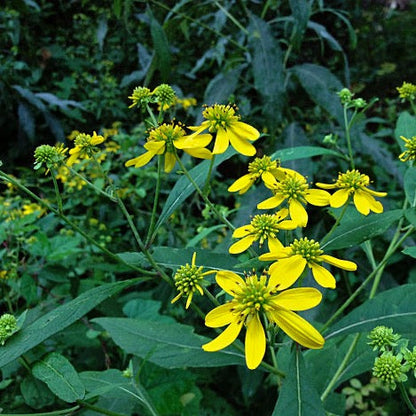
[128,86,153,109]
[352,98,367,109]
[153,84,176,108]
[368,326,401,352]
[0,313,18,345]
[404,346,416,377]
[337,88,353,105]
[372,351,407,390]
[34,144,67,172]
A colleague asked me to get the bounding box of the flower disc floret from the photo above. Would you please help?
[0,313,17,345]
[368,326,401,352]
[128,86,153,108]
[399,135,416,163]
[125,123,212,173]
[34,144,68,172]
[404,347,416,377]
[228,156,280,194]
[67,132,105,166]
[153,84,176,108]
[187,104,260,156]
[316,169,387,215]
[202,270,325,370]
[260,237,357,290]
[373,352,407,389]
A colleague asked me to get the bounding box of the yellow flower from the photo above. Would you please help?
[228,155,280,194]
[22,203,45,217]
[229,209,297,254]
[399,135,416,163]
[125,123,212,173]
[67,132,105,166]
[397,82,416,101]
[202,270,324,370]
[260,237,357,290]
[171,252,216,309]
[315,169,387,215]
[257,168,330,227]
[187,104,260,156]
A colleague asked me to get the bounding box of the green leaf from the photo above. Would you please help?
[404,167,416,206]
[394,111,416,149]
[93,317,245,368]
[271,146,344,162]
[203,66,243,105]
[248,14,284,124]
[403,246,416,259]
[20,376,55,410]
[322,209,403,250]
[325,284,416,339]
[292,64,344,124]
[0,280,135,368]
[186,224,225,248]
[153,149,236,236]
[32,352,85,403]
[272,349,325,416]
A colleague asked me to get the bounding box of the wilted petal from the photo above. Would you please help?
[216,271,245,296]
[245,314,266,370]
[269,308,324,349]
[229,235,256,254]
[205,303,235,328]
[310,263,336,289]
[320,254,357,271]
[330,189,350,208]
[202,320,243,352]
[268,255,307,290]
[271,287,322,310]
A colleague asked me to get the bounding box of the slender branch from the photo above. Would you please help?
[0,406,80,416]
[320,202,349,247]
[398,382,416,414]
[145,155,162,247]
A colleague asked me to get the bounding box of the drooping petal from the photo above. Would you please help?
[231,121,260,141]
[164,152,176,172]
[354,190,383,214]
[330,189,350,208]
[271,287,322,310]
[289,199,308,227]
[315,182,337,190]
[268,255,307,290]
[229,235,257,254]
[175,133,213,149]
[216,271,245,296]
[363,188,387,198]
[320,254,357,271]
[202,319,244,352]
[369,199,383,213]
[305,189,330,206]
[212,127,230,154]
[228,128,257,156]
[269,308,324,349]
[228,174,255,193]
[205,303,236,328]
[183,147,213,159]
[259,247,291,261]
[125,151,155,168]
[245,313,266,370]
[310,263,336,289]
[144,141,165,153]
[257,195,286,210]
[267,237,284,252]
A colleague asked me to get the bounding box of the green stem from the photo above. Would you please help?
[398,382,416,414]
[343,106,355,170]
[320,333,361,401]
[78,401,126,416]
[0,406,80,416]
[202,285,221,307]
[320,202,349,247]
[203,155,216,197]
[213,0,249,34]
[146,155,162,247]
[50,170,63,214]
[174,152,235,232]
[146,103,159,127]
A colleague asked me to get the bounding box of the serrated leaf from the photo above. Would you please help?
[272,349,325,416]
[0,280,135,368]
[32,352,85,403]
[323,209,403,250]
[325,284,416,339]
[93,317,245,368]
[292,64,344,124]
[271,145,344,162]
[153,149,236,237]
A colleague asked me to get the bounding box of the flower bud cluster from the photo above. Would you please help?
[0,313,18,345]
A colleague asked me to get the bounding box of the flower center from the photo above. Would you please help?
[234,272,271,316]
[248,156,279,177]
[251,214,283,245]
[336,169,369,190]
[148,123,185,152]
[290,237,323,263]
[202,104,239,133]
[173,264,204,296]
[275,175,308,201]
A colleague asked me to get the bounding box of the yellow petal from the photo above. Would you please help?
[315,182,337,189]
[320,254,357,271]
[330,189,350,208]
[245,314,266,370]
[289,199,308,227]
[310,263,336,289]
[144,141,165,153]
[216,271,245,296]
[175,133,213,149]
[202,320,243,352]
[269,308,324,349]
[354,190,383,214]
[261,171,277,184]
[184,147,213,159]
[164,152,176,172]
[278,220,298,230]
[228,175,255,193]
[257,195,286,210]
[232,225,254,238]
[91,132,105,145]
[125,151,155,168]
[271,287,322,310]
[267,237,284,252]
[229,235,256,254]
[205,303,235,328]
[305,189,330,206]
[187,122,209,134]
[213,127,229,154]
[364,188,387,198]
[231,121,260,141]
[259,247,291,261]
[228,128,257,156]
[268,255,307,290]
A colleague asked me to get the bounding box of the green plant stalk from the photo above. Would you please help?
[203,155,216,197]
[119,385,159,416]
[50,170,63,214]
[214,0,249,34]
[78,401,126,416]
[320,333,361,401]
[398,382,416,414]
[202,285,221,307]
[145,103,158,127]
[322,225,415,332]
[174,152,235,232]
[145,155,162,248]
[0,170,153,276]
[0,406,80,416]
[320,202,349,247]
[343,105,355,170]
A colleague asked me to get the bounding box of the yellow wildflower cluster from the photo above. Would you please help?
[397,82,416,101]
